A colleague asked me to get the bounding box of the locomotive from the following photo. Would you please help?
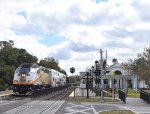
[13,63,66,95]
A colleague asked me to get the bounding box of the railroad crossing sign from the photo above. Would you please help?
[70,67,75,74]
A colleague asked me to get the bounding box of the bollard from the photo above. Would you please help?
[74,88,75,98]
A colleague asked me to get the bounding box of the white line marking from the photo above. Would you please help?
[91,105,97,114]
[65,108,93,114]
[65,103,94,114]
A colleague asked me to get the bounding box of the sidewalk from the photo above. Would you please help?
[0,90,13,100]
[0,90,13,95]
[69,87,96,97]
[120,98,150,114]
[68,87,150,114]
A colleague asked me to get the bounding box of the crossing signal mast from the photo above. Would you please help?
[99,49,107,102]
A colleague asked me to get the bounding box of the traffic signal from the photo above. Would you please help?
[103,60,106,69]
[94,70,101,76]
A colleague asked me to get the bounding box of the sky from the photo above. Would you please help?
[0,0,150,76]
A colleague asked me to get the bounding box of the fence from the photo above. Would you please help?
[118,90,126,104]
[31,86,69,98]
[140,90,150,104]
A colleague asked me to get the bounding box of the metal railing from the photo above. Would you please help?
[118,90,126,104]
[140,90,150,104]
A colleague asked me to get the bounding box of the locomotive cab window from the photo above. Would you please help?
[16,66,31,74]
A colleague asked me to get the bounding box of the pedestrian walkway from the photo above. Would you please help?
[0,90,13,100]
[69,87,96,97]
[68,87,150,114]
[119,98,150,114]
[0,90,13,95]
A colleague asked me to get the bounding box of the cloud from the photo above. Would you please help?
[132,0,150,22]
[0,0,150,75]
[70,42,98,52]
[48,41,72,60]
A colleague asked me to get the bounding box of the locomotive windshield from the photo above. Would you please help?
[16,63,33,74]
[15,63,39,74]
[16,67,31,74]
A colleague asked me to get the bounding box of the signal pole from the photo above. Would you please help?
[86,72,89,98]
[100,49,104,102]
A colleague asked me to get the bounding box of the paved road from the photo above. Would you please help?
[54,98,150,114]
[0,97,150,114]
[56,102,123,114]
[1,88,150,114]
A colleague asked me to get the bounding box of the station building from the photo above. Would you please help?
[80,58,147,92]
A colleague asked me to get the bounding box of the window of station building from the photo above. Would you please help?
[114,70,122,75]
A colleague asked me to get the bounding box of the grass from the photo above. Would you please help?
[104,98,119,102]
[126,88,140,98]
[99,110,135,114]
[103,88,140,98]
[67,97,120,102]
[109,88,140,98]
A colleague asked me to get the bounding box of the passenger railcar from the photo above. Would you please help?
[13,63,66,95]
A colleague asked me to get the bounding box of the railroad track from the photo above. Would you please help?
[46,86,75,100]
[3,86,76,114]
[38,86,75,114]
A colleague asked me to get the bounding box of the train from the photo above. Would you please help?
[13,63,66,95]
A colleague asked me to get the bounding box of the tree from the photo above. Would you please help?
[134,47,150,83]
[38,57,61,71]
[38,57,68,75]
[17,49,38,65]
[68,76,79,83]
[123,46,150,83]
[60,69,67,75]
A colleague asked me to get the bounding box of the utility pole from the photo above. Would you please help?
[99,49,104,102]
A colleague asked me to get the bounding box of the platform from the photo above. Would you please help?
[69,87,96,97]
[0,90,13,100]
